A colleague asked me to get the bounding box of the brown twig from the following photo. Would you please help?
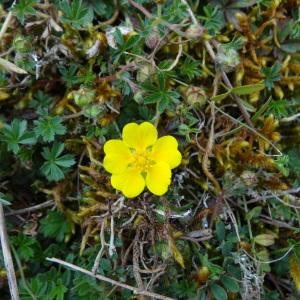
[133,229,144,290]
[128,0,185,36]
[47,257,175,300]
[5,200,54,216]
[180,0,254,128]
[0,204,20,300]
[0,9,13,41]
[202,74,221,193]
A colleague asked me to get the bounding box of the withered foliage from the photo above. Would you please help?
[0,0,300,299]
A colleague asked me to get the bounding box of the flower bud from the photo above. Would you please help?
[184,86,206,107]
[13,34,31,53]
[145,29,160,49]
[198,266,210,282]
[185,25,204,40]
[216,46,240,73]
[136,64,154,82]
[73,88,95,107]
[84,103,106,118]
[241,171,258,187]
[274,85,284,99]
[133,91,144,103]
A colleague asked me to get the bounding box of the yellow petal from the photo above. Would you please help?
[103,140,132,174]
[151,136,182,169]
[146,162,171,196]
[122,122,157,150]
[111,168,145,198]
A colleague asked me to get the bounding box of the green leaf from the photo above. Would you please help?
[267,99,289,118]
[179,57,203,80]
[40,143,75,181]
[246,206,262,221]
[220,275,240,293]
[210,283,228,300]
[89,0,113,18]
[222,35,247,50]
[262,62,281,90]
[0,192,11,206]
[212,91,230,103]
[216,221,225,242]
[0,119,36,154]
[12,0,37,25]
[40,211,73,242]
[34,115,66,143]
[49,283,68,300]
[58,64,80,88]
[228,0,257,8]
[19,277,48,300]
[142,78,180,113]
[29,91,53,112]
[200,4,225,35]
[59,0,93,29]
[254,234,276,246]
[280,40,300,53]
[231,83,265,95]
[10,234,39,261]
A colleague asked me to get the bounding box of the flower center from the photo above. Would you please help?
[132,150,153,173]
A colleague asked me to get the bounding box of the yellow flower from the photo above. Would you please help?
[103,122,182,198]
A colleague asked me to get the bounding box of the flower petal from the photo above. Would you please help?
[151,136,182,169]
[146,162,171,196]
[122,122,157,150]
[111,169,145,198]
[103,140,133,174]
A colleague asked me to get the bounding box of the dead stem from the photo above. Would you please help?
[0,204,20,300]
[47,257,175,300]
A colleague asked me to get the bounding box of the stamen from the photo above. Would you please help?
[132,150,154,172]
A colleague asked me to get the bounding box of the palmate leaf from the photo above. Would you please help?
[12,0,37,25]
[199,4,225,35]
[10,234,39,262]
[59,0,93,29]
[34,115,66,143]
[142,73,180,113]
[40,211,73,242]
[40,143,75,181]
[0,119,36,154]
[262,62,282,90]
[0,192,11,206]
[178,57,204,80]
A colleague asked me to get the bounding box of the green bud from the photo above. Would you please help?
[84,103,106,118]
[73,88,95,107]
[216,46,240,72]
[184,86,206,107]
[185,25,204,39]
[13,34,31,53]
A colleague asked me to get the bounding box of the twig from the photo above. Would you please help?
[242,246,294,264]
[5,200,54,216]
[280,112,300,123]
[128,0,185,36]
[133,229,144,290]
[47,257,175,300]
[11,244,37,300]
[159,36,183,72]
[202,75,221,193]
[0,9,13,41]
[92,218,107,274]
[180,0,253,128]
[62,110,84,121]
[212,102,282,156]
[95,0,119,28]
[0,204,20,300]
[109,215,116,257]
